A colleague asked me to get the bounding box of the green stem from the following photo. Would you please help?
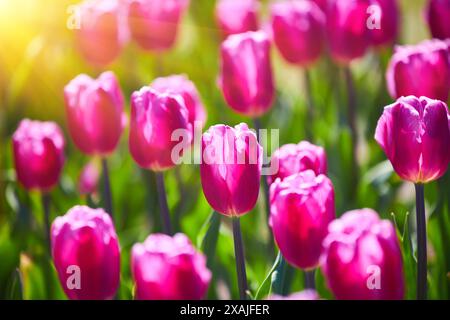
[155,171,173,235]
[232,217,248,300]
[414,183,427,300]
[101,158,114,219]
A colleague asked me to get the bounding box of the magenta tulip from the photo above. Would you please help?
[271,0,325,67]
[326,0,370,64]
[321,209,404,300]
[12,119,65,192]
[426,0,450,40]
[369,0,399,47]
[270,170,335,269]
[131,233,211,300]
[375,96,450,183]
[219,31,275,117]
[128,0,189,52]
[268,289,320,300]
[200,123,262,216]
[64,71,125,156]
[78,161,100,195]
[129,86,192,171]
[51,206,120,300]
[267,140,327,185]
[215,0,259,38]
[75,0,127,66]
[386,39,450,101]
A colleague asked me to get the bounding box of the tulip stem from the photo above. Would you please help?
[155,171,173,235]
[414,183,427,300]
[304,269,316,290]
[232,217,248,300]
[303,69,314,141]
[41,192,51,254]
[101,158,114,219]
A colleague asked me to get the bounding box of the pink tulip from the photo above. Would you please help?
[75,0,127,66]
[51,206,120,300]
[128,0,189,52]
[78,161,100,195]
[215,0,259,38]
[268,289,320,300]
[151,75,207,130]
[200,123,262,216]
[219,31,275,117]
[320,209,404,300]
[271,0,325,67]
[64,71,125,156]
[129,86,192,171]
[12,119,65,192]
[426,0,450,40]
[326,0,370,64]
[131,233,211,300]
[386,39,450,101]
[267,140,327,185]
[270,170,335,269]
[375,96,450,183]
[369,0,399,47]
[311,0,328,12]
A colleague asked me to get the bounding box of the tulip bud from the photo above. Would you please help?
[129,86,192,171]
[375,96,450,184]
[219,31,275,117]
[270,170,335,269]
[386,39,450,101]
[128,0,189,52]
[78,161,100,195]
[200,123,262,216]
[51,206,120,300]
[131,233,211,300]
[426,0,450,40]
[268,289,320,300]
[75,0,127,66]
[326,0,370,64]
[321,209,404,300]
[271,0,325,67]
[215,0,259,38]
[267,141,327,185]
[12,119,65,192]
[368,0,399,47]
[151,75,207,130]
[64,71,125,156]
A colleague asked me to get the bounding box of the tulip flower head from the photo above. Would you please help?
[368,0,399,47]
[268,289,320,300]
[321,209,404,300]
[64,71,125,156]
[131,233,211,300]
[78,161,100,195]
[51,206,120,300]
[12,119,65,192]
[215,0,259,38]
[375,96,450,184]
[426,0,450,40]
[270,170,335,269]
[200,123,262,216]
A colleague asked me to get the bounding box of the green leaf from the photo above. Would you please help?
[254,251,281,300]
[271,254,295,296]
[198,211,221,270]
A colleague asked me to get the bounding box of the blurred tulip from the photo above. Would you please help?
[311,0,328,11]
[64,71,125,156]
[369,0,399,47]
[271,0,325,66]
[200,123,262,216]
[131,233,211,300]
[426,0,450,40]
[268,289,320,300]
[12,119,65,192]
[375,96,450,183]
[129,86,192,171]
[78,161,100,195]
[267,141,327,185]
[321,209,404,300]
[386,39,450,101]
[219,31,275,117]
[326,0,371,64]
[215,0,259,38]
[270,170,335,269]
[128,0,189,51]
[51,206,120,300]
[75,0,127,66]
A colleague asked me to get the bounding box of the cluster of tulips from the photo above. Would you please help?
[9,0,450,300]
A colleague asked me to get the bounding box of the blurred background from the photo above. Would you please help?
[0,0,448,300]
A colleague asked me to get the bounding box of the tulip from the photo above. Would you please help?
[267,141,327,185]
[131,233,211,300]
[215,0,259,38]
[368,0,399,47]
[386,39,450,101]
[219,31,275,117]
[78,161,100,195]
[268,289,319,300]
[270,170,335,270]
[128,0,189,52]
[270,0,325,67]
[426,0,450,40]
[321,209,404,300]
[51,205,120,300]
[74,0,127,66]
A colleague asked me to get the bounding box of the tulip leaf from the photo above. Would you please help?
[254,251,281,300]
[271,254,295,296]
[7,268,24,300]
[198,210,221,270]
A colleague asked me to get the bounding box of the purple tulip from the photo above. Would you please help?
[215,0,259,38]
[78,161,100,195]
[426,0,450,40]
[369,0,399,47]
